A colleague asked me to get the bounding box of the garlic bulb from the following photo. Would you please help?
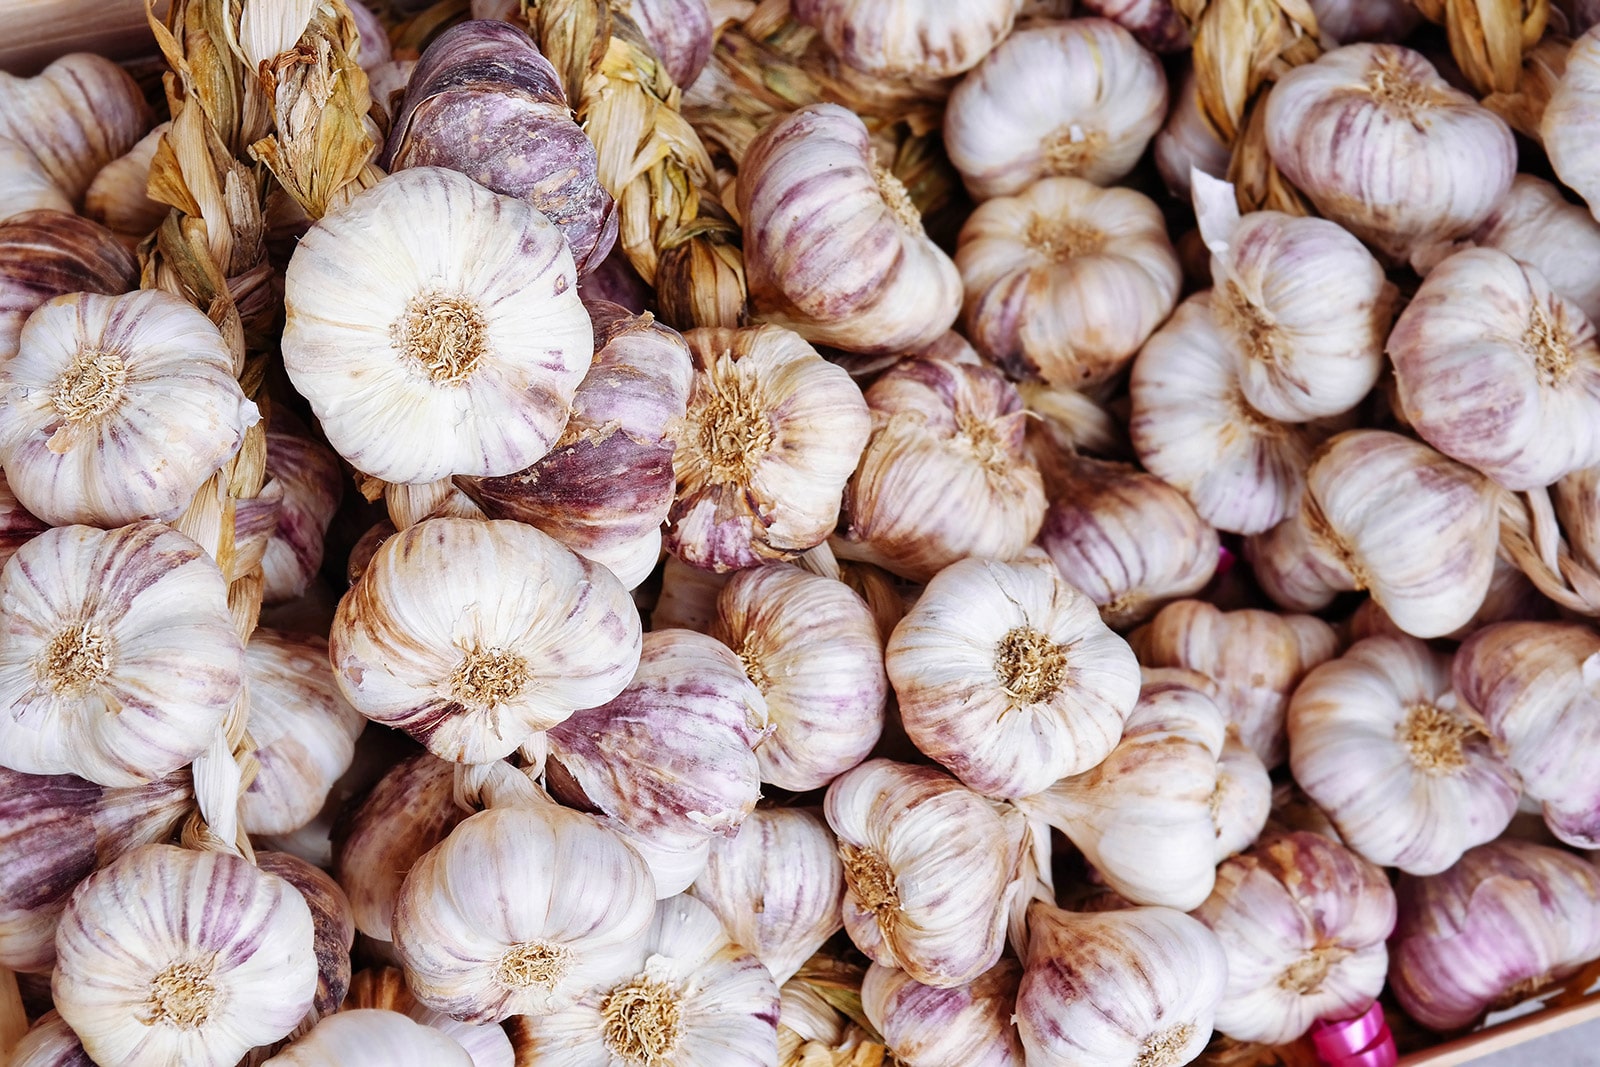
[1192,173,1395,421]
[9,1011,91,1067]
[886,556,1140,799]
[863,958,1024,1067]
[1035,450,1220,629]
[792,0,1021,77]
[1194,832,1397,1045]
[957,176,1181,387]
[1155,67,1231,200]
[393,800,655,1022]
[618,0,715,88]
[1545,26,1600,219]
[0,54,151,202]
[346,966,516,1067]
[840,356,1046,582]
[261,428,342,604]
[1390,840,1600,1031]
[383,20,616,274]
[0,210,137,361]
[265,1011,473,1067]
[1309,0,1421,43]
[1471,176,1600,325]
[1454,621,1600,848]
[0,522,244,787]
[83,124,168,249]
[711,564,886,791]
[0,138,71,222]
[1079,0,1189,51]
[1213,733,1274,860]
[650,555,730,633]
[739,103,961,354]
[257,851,355,1017]
[1131,599,1338,766]
[0,472,46,570]
[1300,431,1500,639]
[53,843,318,1067]
[283,166,594,483]
[347,0,391,68]
[825,759,1018,987]
[457,301,693,590]
[381,478,485,531]
[1389,247,1600,490]
[1264,44,1515,262]
[0,767,190,972]
[945,19,1167,199]
[1242,503,1345,614]
[669,325,869,571]
[1016,902,1227,1067]
[329,517,642,763]
[334,752,469,942]
[1130,293,1334,535]
[546,628,769,896]
[1556,464,1600,572]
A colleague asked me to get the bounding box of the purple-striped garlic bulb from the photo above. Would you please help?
[346,966,517,1067]
[792,0,1022,77]
[260,427,342,604]
[1544,25,1600,221]
[0,53,151,203]
[623,0,715,87]
[0,139,71,223]
[0,210,137,362]
[8,1011,92,1067]
[258,851,356,1018]
[0,471,46,571]
[1079,0,1189,51]
[863,958,1025,1067]
[383,20,617,273]
[264,1011,474,1067]
[1471,176,1600,326]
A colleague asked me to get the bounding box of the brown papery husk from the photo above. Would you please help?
[1411,0,1551,95]
[1225,86,1313,215]
[1498,486,1600,616]
[1173,0,1321,146]
[1481,31,1570,139]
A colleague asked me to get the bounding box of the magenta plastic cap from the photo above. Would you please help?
[1309,1002,1397,1067]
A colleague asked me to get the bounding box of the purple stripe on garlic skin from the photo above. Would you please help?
[863,958,1025,1067]
[8,1011,94,1067]
[0,210,137,362]
[1079,0,1190,52]
[623,0,715,88]
[0,54,152,203]
[793,0,1022,78]
[261,429,342,605]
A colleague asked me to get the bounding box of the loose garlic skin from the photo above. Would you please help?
[1544,26,1600,219]
[329,517,642,764]
[0,211,138,363]
[0,54,151,203]
[1195,832,1397,1046]
[283,167,593,484]
[1471,176,1600,325]
[945,19,1167,199]
[825,760,1018,988]
[842,357,1046,583]
[1300,431,1500,639]
[264,1011,473,1067]
[886,556,1140,799]
[792,0,1022,77]
[1264,45,1515,262]
[0,290,259,528]
[863,958,1024,1067]
[53,843,318,1067]
[1193,174,1395,422]
[711,565,885,791]
[0,522,244,787]
[739,104,961,355]
[261,429,342,604]
[0,139,71,222]
[1389,248,1600,490]
[957,176,1181,387]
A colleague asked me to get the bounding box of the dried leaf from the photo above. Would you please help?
[1414,0,1551,95]
[1179,0,1321,144]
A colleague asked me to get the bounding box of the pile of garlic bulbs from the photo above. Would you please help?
[7,1,1600,1065]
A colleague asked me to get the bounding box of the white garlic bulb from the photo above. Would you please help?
[690,808,844,985]
[508,893,779,1065]
[1155,67,1232,200]
[0,54,151,202]
[1242,502,1345,614]
[0,138,71,223]
[1016,902,1227,1067]
[886,556,1140,799]
[53,843,318,1067]
[945,19,1167,199]
[261,428,342,604]
[1471,175,1600,324]
[282,166,593,483]
[345,966,517,1067]
[0,522,244,787]
[1194,832,1397,1045]
[792,0,1022,77]
[0,289,258,527]
[1192,173,1395,421]
[1213,732,1274,860]
[9,1011,91,1067]
[711,564,886,791]
[265,1011,471,1066]
[957,175,1181,388]
[393,799,656,1022]
[329,517,642,763]
[863,958,1024,1067]
[825,759,1019,987]
[1544,25,1600,219]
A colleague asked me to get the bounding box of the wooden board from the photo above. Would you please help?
[1397,992,1600,1066]
[0,0,164,75]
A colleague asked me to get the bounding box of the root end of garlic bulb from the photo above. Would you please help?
[841,844,900,925]
[1276,945,1352,996]
[994,626,1068,705]
[1398,702,1475,775]
[1137,1022,1195,1067]
[695,369,777,484]
[873,164,925,235]
[51,346,127,424]
[392,288,491,385]
[38,622,113,696]
[494,940,573,991]
[449,643,532,709]
[142,958,219,1030]
[601,976,685,1064]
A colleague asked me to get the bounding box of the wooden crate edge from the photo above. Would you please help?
[1397,991,1600,1067]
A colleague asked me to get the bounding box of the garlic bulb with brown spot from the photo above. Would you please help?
[0,522,244,787]
[1194,832,1397,1045]
[0,54,151,203]
[711,564,886,790]
[945,19,1167,199]
[261,428,342,605]
[1389,247,1600,490]
[0,210,137,362]
[957,176,1181,387]
[1288,636,1519,874]
[840,356,1046,583]
[329,517,642,763]
[346,966,516,1067]
[886,556,1140,799]
[792,0,1022,77]
[1264,44,1515,262]
[265,1011,474,1067]
[83,124,168,250]
[53,843,318,1067]
[739,104,961,354]
[1471,175,1600,324]
[863,958,1024,1067]
[0,139,71,222]
[1155,67,1231,200]
[825,759,1019,988]
[1300,431,1500,638]
[669,325,869,571]
[257,851,356,1017]
[1544,25,1600,219]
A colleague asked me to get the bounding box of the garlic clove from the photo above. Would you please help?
[1544,25,1600,221]
[261,427,343,605]
[0,138,72,224]
[792,0,1022,78]
[862,958,1025,1067]
[367,60,416,122]
[8,1011,91,1067]
[345,966,516,1067]
[0,54,151,203]
[1472,175,1600,324]
[263,1010,473,1067]
[1242,502,1346,614]
[0,209,138,363]
[257,851,356,1018]
[83,124,168,251]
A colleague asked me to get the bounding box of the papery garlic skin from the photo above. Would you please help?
[1194,832,1397,1045]
[257,851,356,1017]
[1155,67,1231,199]
[0,210,138,362]
[53,843,318,1067]
[345,966,516,1067]
[825,760,1018,988]
[1472,176,1600,325]
[863,958,1024,1067]
[1243,504,1345,614]
[1389,248,1600,490]
[0,471,46,571]
[945,19,1167,199]
[711,565,884,790]
[739,104,961,354]
[329,517,642,763]
[261,428,342,604]
[0,139,71,223]
[83,124,168,249]
[0,290,258,527]
[0,522,244,787]
[283,166,593,484]
[1545,26,1600,220]
[9,1011,92,1067]
[1017,903,1226,1067]
[1309,0,1421,43]
[1265,44,1515,261]
[887,556,1140,799]
[793,0,1021,77]
[958,176,1181,387]
[265,1010,473,1067]
[0,54,151,202]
